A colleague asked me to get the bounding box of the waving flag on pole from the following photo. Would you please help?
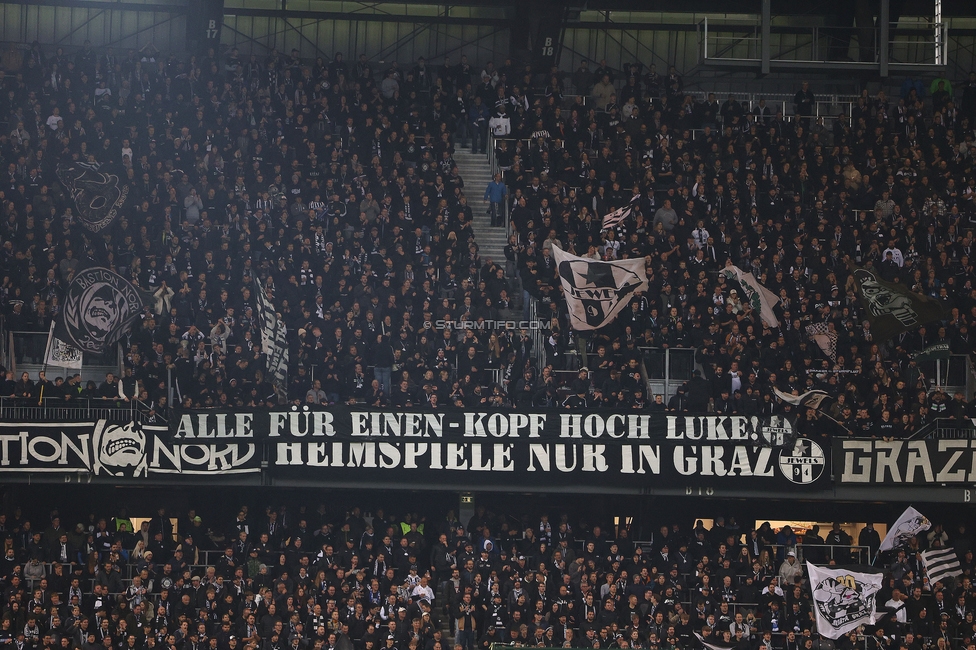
[913,342,951,362]
[772,387,852,435]
[773,387,835,410]
[695,632,735,650]
[254,281,289,399]
[921,548,962,586]
[553,244,648,331]
[721,264,780,327]
[601,194,640,230]
[806,322,838,362]
[879,506,931,552]
[44,321,83,370]
[56,267,151,355]
[847,261,944,341]
[807,563,883,638]
[57,162,130,233]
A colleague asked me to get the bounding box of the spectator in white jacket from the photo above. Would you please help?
[927,523,949,548]
[882,242,905,266]
[778,551,802,586]
[153,282,174,314]
[183,188,203,223]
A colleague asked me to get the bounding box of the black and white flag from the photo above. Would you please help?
[806,322,838,362]
[773,388,835,411]
[44,322,83,370]
[694,632,735,650]
[913,341,951,362]
[750,414,798,449]
[601,195,640,230]
[57,162,130,233]
[255,282,289,398]
[721,264,780,327]
[879,506,931,552]
[56,267,151,355]
[921,548,962,586]
[807,562,883,638]
[553,244,648,331]
[848,261,944,341]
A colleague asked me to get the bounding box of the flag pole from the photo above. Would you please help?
[39,322,55,406]
[775,389,853,436]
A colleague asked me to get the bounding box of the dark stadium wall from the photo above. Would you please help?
[2,484,973,542]
[186,0,225,55]
[1,0,974,87]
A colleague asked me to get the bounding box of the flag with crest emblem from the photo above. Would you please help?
[553,245,648,331]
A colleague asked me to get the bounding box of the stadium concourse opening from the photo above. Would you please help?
[0,485,967,538]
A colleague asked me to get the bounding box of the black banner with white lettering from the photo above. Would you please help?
[0,421,258,478]
[0,411,837,488]
[168,408,828,489]
[835,438,976,484]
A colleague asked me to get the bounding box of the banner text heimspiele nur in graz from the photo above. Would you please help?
[0,408,830,488]
[165,407,827,488]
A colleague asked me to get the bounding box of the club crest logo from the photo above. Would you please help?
[57,162,128,233]
[92,420,148,477]
[756,415,797,449]
[63,268,145,353]
[558,260,646,329]
[778,438,826,484]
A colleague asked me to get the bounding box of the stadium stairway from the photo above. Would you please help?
[434,579,455,643]
[453,149,508,268]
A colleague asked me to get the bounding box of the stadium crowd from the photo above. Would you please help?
[0,42,973,432]
[0,502,971,650]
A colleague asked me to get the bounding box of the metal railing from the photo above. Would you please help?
[0,397,160,423]
[909,417,976,440]
[701,17,948,68]
[641,346,698,401]
[487,133,525,233]
[0,316,8,372]
[525,297,549,371]
[487,132,499,176]
[9,330,121,370]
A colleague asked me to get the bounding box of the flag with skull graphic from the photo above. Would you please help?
[56,267,151,355]
[879,506,931,552]
[848,261,944,342]
[553,244,648,331]
[93,420,148,477]
[57,162,129,233]
[807,562,883,638]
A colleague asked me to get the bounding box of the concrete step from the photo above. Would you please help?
[453,149,503,267]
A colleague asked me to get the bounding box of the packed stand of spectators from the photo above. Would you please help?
[1,41,976,426]
[0,502,974,650]
[0,42,549,410]
[489,61,976,428]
